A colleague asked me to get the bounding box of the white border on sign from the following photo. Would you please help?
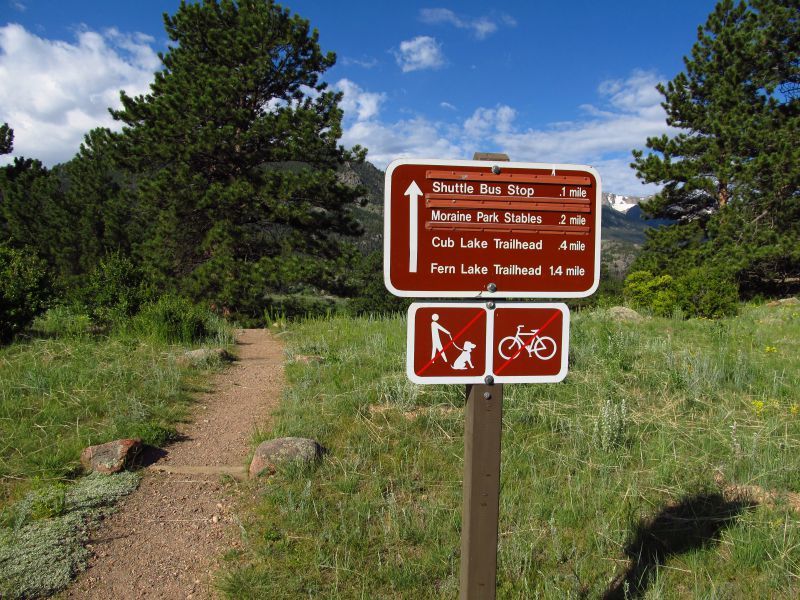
[406,302,491,385]
[490,302,570,384]
[383,158,602,299]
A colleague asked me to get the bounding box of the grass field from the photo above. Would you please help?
[222,302,800,598]
[0,305,235,597]
[0,306,234,508]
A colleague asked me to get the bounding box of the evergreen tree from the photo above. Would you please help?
[61,128,137,279]
[0,123,12,155]
[111,0,363,318]
[631,0,799,294]
[0,127,136,291]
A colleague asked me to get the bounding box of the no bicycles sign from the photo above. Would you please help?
[406,302,569,384]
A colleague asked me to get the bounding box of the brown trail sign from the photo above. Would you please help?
[384,159,601,298]
[384,155,601,600]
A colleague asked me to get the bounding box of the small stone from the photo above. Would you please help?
[249,437,325,478]
[607,306,645,322]
[80,438,142,473]
[211,515,219,524]
[293,354,325,364]
[179,348,234,366]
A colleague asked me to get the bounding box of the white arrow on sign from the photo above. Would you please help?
[405,180,422,273]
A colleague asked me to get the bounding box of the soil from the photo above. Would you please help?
[65,328,284,599]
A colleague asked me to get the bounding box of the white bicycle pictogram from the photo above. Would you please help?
[497,325,558,360]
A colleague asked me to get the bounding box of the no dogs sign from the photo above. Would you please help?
[406,302,569,384]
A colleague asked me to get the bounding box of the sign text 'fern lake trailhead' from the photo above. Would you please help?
[383,159,602,298]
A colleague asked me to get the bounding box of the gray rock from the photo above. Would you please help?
[180,347,234,365]
[249,437,324,478]
[767,297,799,307]
[607,306,645,322]
[80,438,142,474]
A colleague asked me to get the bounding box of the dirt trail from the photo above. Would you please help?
[66,329,284,599]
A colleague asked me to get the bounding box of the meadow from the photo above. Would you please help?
[0,304,234,507]
[222,301,800,598]
[0,303,235,597]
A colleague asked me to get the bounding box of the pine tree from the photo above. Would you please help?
[0,129,134,290]
[111,0,363,318]
[631,0,799,294]
[0,123,13,155]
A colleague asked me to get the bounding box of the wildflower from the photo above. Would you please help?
[764,345,777,353]
[751,400,765,414]
[791,404,799,416]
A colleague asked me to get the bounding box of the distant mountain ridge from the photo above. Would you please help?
[341,161,665,250]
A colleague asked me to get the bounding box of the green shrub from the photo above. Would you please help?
[623,270,678,317]
[0,245,51,343]
[675,266,739,318]
[32,305,92,338]
[132,295,210,344]
[264,294,340,320]
[83,252,147,326]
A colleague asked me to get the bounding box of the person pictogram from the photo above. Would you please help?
[430,313,452,362]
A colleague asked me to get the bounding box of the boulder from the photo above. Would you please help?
[767,297,799,307]
[249,437,324,478]
[81,438,142,474]
[607,306,645,322]
[180,347,234,365]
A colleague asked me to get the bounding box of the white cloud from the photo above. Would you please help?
[0,24,158,166]
[340,70,671,195]
[341,117,465,168]
[334,78,385,121]
[464,105,516,138]
[440,101,456,110]
[341,56,378,69]
[494,71,670,165]
[395,36,445,73]
[419,8,515,40]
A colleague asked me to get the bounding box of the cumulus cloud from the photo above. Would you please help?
[395,36,445,72]
[341,117,465,168]
[495,71,669,163]
[464,105,516,138]
[334,79,385,121]
[0,23,158,166]
[419,8,515,40]
[339,70,671,195]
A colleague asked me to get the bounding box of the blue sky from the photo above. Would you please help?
[1,0,719,194]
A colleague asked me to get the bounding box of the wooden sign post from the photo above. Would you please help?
[461,152,505,600]
[460,382,503,599]
[384,152,600,599]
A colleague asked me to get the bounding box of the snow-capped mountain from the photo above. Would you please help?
[602,192,647,214]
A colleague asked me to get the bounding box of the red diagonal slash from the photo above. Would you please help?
[493,309,562,375]
[416,309,486,376]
